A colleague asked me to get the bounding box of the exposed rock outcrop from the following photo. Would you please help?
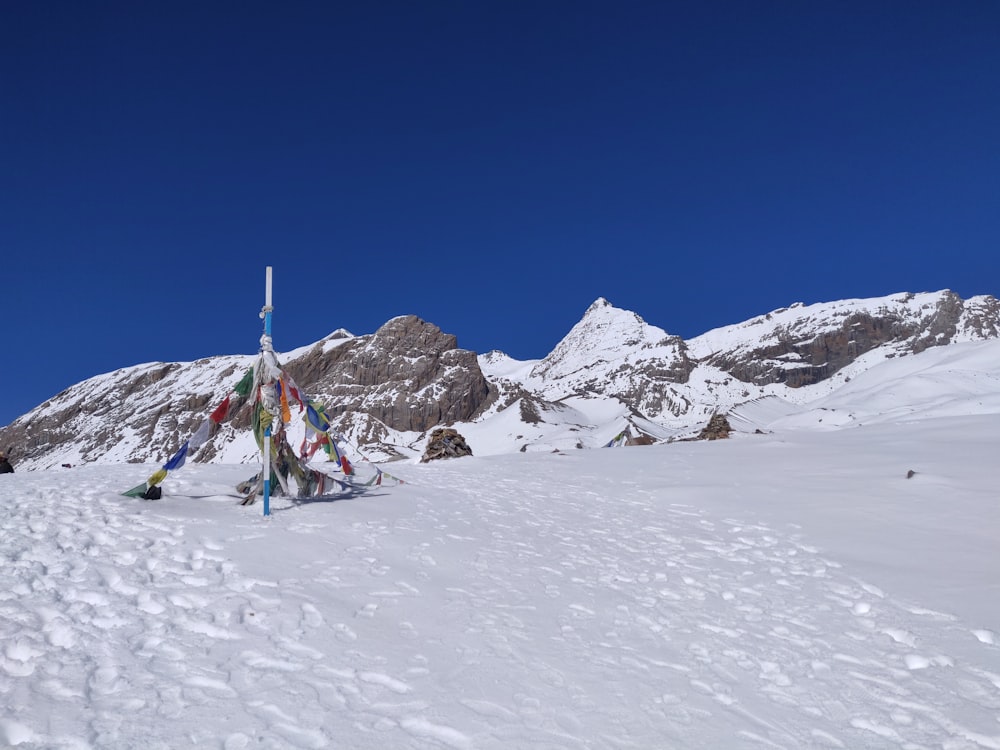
[420,428,473,462]
[288,315,494,434]
[698,413,732,440]
[698,292,1000,388]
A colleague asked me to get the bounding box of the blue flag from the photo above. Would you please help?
[163,442,190,471]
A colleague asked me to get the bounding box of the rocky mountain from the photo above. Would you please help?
[3,289,999,470]
[274,315,493,447]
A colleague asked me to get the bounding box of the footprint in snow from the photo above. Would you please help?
[300,602,324,628]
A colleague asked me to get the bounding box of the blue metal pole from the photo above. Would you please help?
[263,424,271,517]
[262,266,273,518]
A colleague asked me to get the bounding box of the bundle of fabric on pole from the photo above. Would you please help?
[123,337,402,503]
[124,266,403,506]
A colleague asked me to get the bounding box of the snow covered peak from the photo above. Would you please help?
[584,297,613,313]
[530,300,671,379]
[524,299,688,408]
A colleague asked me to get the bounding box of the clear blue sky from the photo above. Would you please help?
[2,1,998,427]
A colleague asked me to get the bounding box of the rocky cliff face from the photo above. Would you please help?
[3,289,999,469]
[689,291,1000,388]
[285,315,494,441]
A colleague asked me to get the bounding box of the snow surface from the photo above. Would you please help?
[1,344,1000,749]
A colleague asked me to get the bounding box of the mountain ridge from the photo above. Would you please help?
[3,289,999,470]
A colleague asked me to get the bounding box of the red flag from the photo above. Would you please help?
[210,395,231,424]
[284,376,305,411]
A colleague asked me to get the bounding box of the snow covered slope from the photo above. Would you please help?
[0,385,997,748]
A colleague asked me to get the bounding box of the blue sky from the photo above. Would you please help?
[3,1,998,427]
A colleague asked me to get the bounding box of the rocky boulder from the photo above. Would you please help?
[698,413,733,440]
[421,428,473,462]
